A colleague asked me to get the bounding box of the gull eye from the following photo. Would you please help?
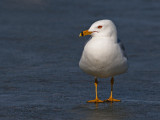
[98,25,102,29]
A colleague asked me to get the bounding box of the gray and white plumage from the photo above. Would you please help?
[118,39,128,59]
[79,20,128,78]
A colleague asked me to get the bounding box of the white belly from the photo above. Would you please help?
[79,38,128,78]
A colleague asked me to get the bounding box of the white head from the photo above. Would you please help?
[80,19,117,40]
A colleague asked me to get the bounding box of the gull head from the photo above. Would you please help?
[79,19,117,39]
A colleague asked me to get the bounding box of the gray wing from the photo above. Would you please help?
[118,39,128,59]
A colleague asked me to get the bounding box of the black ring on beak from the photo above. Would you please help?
[81,32,84,36]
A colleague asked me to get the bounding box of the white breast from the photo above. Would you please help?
[79,37,128,78]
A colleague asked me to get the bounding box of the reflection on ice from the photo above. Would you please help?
[72,103,130,120]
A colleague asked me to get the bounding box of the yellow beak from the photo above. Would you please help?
[79,30,93,37]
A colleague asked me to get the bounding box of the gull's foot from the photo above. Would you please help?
[104,97,121,102]
[87,98,103,103]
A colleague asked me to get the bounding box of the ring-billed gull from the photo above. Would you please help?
[79,19,128,103]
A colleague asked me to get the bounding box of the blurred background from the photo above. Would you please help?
[0,0,160,120]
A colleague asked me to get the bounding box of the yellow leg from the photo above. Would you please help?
[104,77,121,102]
[87,77,103,103]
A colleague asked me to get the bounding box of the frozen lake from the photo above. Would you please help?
[0,0,160,120]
